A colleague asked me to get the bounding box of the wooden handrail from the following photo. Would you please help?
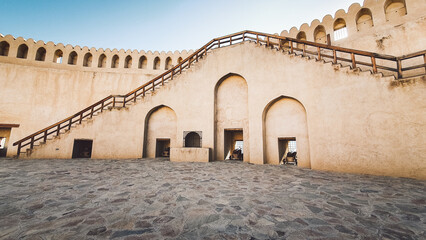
[12,30,426,156]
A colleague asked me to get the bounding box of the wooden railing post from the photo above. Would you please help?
[123,97,126,108]
[179,64,182,74]
[266,37,269,47]
[43,130,47,142]
[256,34,259,45]
[162,76,164,86]
[230,37,232,45]
[56,124,60,136]
[90,106,94,118]
[17,142,21,157]
[397,59,402,78]
[134,92,137,102]
[152,81,155,91]
[290,41,294,54]
[204,46,207,56]
[79,113,83,124]
[333,50,337,64]
[317,47,321,60]
[351,53,356,69]
[101,101,104,113]
[242,33,245,42]
[423,54,426,72]
[218,40,220,48]
[68,118,72,130]
[112,97,116,108]
[143,86,145,97]
[30,136,34,149]
[371,57,377,73]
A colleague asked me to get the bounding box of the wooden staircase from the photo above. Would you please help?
[13,30,426,157]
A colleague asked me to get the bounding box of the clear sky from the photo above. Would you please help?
[0,0,363,52]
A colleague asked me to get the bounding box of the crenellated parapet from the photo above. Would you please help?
[279,0,425,49]
[0,34,194,72]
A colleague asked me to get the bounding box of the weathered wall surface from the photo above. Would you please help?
[23,42,426,179]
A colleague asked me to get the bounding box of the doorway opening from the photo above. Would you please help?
[72,139,93,158]
[155,138,170,158]
[278,137,297,165]
[224,129,243,160]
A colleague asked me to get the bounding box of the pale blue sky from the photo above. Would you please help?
[0,0,363,52]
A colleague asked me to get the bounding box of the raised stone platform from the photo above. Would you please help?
[170,147,210,163]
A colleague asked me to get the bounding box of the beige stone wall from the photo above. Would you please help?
[20,42,426,179]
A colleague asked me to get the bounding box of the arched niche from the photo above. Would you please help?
[68,51,78,65]
[124,55,132,68]
[263,96,310,168]
[165,57,172,70]
[35,47,46,61]
[0,41,10,56]
[177,57,183,64]
[153,57,160,70]
[384,0,407,21]
[333,18,348,40]
[139,56,147,69]
[184,132,202,148]
[83,53,92,67]
[356,8,374,31]
[53,49,63,63]
[98,54,107,68]
[314,25,327,44]
[111,55,119,68]
[296,31,307,49]
[143,105,177,158]
[214,73,249,162]
[16,44,28,59]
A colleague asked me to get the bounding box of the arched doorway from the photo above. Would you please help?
[143,105,177,158]
[214,73,249,162]
[263,96,310,168]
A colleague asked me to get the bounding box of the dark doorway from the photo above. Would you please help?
[72,139,93,159]
[224,129,243,160]
[278,137,297,165]
[156,139,170,158]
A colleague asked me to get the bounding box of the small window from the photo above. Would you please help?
[165,57,172,70]
[0,137,5,149]
[138,56,147,69]
[98,54,107,68]
[16,44,29,59]
[333,18,348,41]
[124,55,132,68]
[53,49,63,63]
[153,57,160,70]
[35,47,46,61]
[184,132,201,148]
[83,53,92,67]
[68,51,78,65]
[0,41,10,56]
[111,55,119,68]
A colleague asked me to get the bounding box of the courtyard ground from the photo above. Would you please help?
[0,158,425,239]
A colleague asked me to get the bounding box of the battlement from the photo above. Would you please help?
[0,34,194,72]
[280,0,425,54]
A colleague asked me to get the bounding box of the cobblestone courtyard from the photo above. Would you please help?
[0,158,425,239]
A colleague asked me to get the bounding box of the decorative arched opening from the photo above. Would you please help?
[384,0,407,21]
[68,51,78,65]
[35,47,46,61]
[262,96,310,168]
[165,57,172,70]
[177,57,183,64]
[0,41,10,56]
[153,57,160,70]
[296,31,307,49]
[314,25,327,44]
[98,54,107,68]
[111,55,119,68]
[184,132,201,148]
[16,44,28,59]
[214,73,249,162]
[83,53,92,67]
[333,18,348,41]
[356,8,374,31]
[53,49,63,63]
[143,105,177,158]
[124,55,132,68]
[138,56,147,69]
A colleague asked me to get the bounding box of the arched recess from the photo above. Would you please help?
[185,132,201,148]
[314,25,327,44]
[16,44,28,59]
[263,96,310,168]
[356,8,374,31]
[214,73,249,162]
[165,57,172,70]
[98,54,107,68]
[384,0,407,21]
[0,41,10,56]
[111,55,119,68]
[68,51,77,65]
[333,18,348,40]
[124,55,132,68]
[143,105,177,158]
[53,49,63,63]
[35,47,46,61]
[177,57,183,64]
[153,57,160,70]
[139,56,147,69]
[83,53,92,67]
[296,31,307,49]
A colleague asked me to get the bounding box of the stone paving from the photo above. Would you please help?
[0,158,425,240]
